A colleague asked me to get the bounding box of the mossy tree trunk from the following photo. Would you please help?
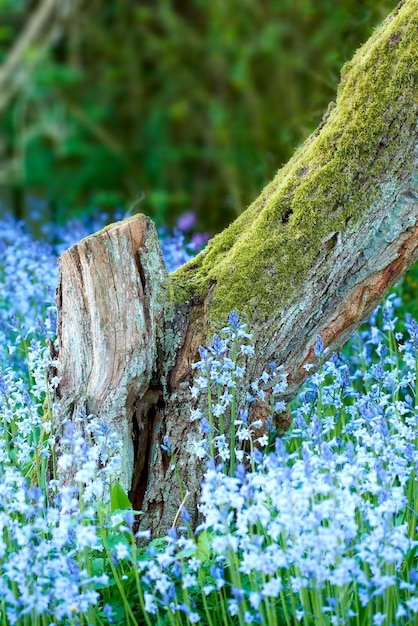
[55,0,418,535]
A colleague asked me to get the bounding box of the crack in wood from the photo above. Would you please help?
[130,387,162,511]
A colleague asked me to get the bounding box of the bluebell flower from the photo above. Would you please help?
[314,334,325,359]
[180,506,191,524]
[200,418,211,435]
[167,526,178,541]
[229,311,239,328]
[103,603,113,622]
[161,435,173,453]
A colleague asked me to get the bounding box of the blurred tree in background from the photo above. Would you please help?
[0,0,397,233]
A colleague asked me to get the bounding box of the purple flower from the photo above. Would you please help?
[181,507,191,524]
[190,232,210,250]
[103,604,113,622]
[177,211,196,232]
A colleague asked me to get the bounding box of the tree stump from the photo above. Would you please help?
[55,216,168,490]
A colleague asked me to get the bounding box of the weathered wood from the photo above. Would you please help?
[56,0,418,534]
[55,216,168,489]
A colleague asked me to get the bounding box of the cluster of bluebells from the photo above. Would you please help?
[0,338,52,476]
[189,311,288,473]
[0,215,57,375]
[0,337,127,625]
[0,466,108,625]
[2,207,418,625]
[0,208,131,373]
[189,312,255,464]
[133,305,418,626]
[191,303,418,625]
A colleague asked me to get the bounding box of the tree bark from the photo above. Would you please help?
[55,0,418,535]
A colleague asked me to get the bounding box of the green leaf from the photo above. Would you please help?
[103,532,130,552]
[196,530,213,562]
[110,482,132,512]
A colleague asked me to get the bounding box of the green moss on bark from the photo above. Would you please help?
[172,0,418,326]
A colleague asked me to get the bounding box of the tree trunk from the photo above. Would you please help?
[55,0,418,535]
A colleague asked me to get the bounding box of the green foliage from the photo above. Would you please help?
[394,268,418,324]
[110,483,133,512]
[0,0,396,230]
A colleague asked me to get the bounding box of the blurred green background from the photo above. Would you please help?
[0,0,397,234]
